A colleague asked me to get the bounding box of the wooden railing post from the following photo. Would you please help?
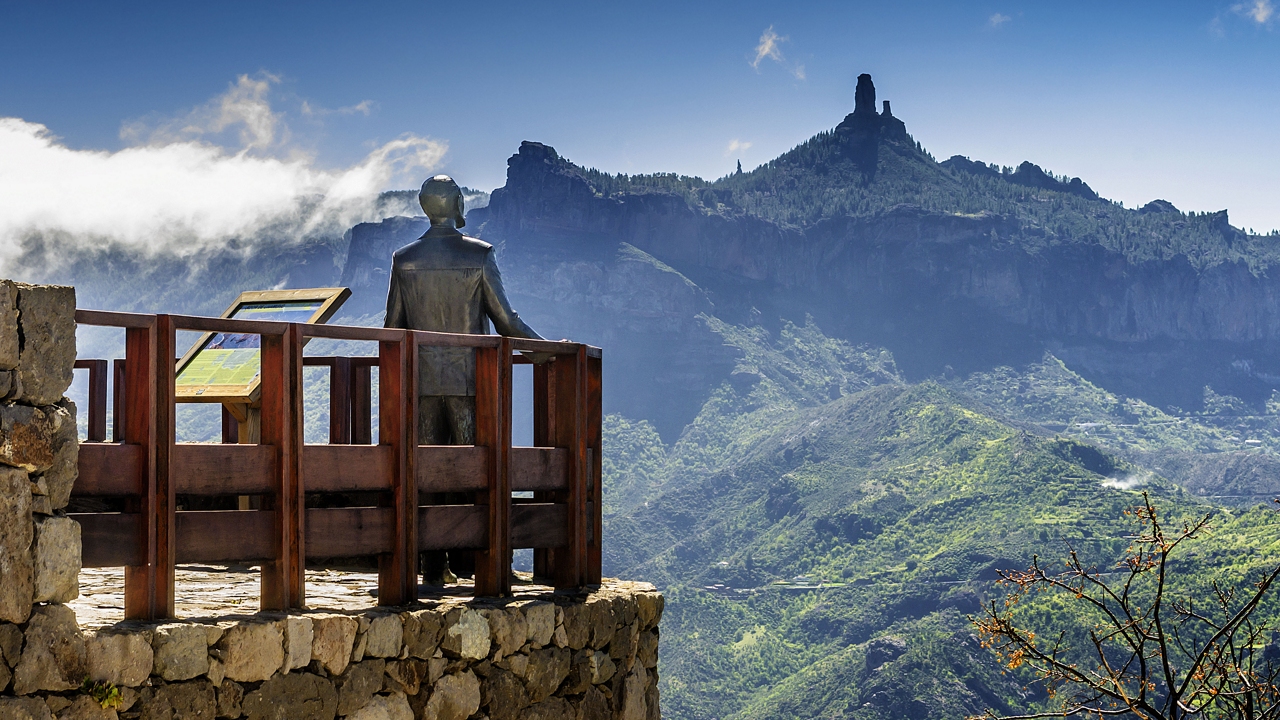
[587,352,603,585]
[377,332,417,605]
[474,338,512,596]
[352,362,373,445]
[123,318,158,620]
[74,360,108,442]
[330,357,353,444]
[532,363,552,583]
[542,346,589,589]
[112,359,126,443]
[260,324,305,610]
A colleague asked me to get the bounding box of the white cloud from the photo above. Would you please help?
[749,26,807,80]
[751,26,786,69]
[989,13,1011,27]
[0,78,447,271]
[121,73,286,151]
[1235,0,1275,24]
[724,139,752,157]
[301,98,376,117]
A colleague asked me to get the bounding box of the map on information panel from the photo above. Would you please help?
[174,289,348,402]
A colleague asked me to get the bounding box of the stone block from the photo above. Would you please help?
[12,604,85,694]
[139,679,216,720]
[0,660,9,693]
[58,696,118,720]
[151,623,210,681]
[424,670,480,720]
[0,281,17,370]
[0,621,24,666]
[46,696,72,714]
[635,590,663,630]
[0,697,53,720]
[346,692,412,720]
[0,402,69,474]
[484,607,526,661]
[86,630,153,687]
[401,608,442,659]
[32,514,80,603]
[645,668,660,720]
[521,602,555,649]
[241,672,337,720]
[558,604,588,651]
[0,467,33,623]
[14,282,76,407]
[517,697,575,720]
[608,622,638,667]
[585,596,617,650]
[0,370,16,402]
[441,607,489,660]
[579,686,610,720]
[334,659,384,716]
[481,666,529,720]
[383,657,427,695]
[362,613,401,659]
[522,647,569,703]
[310,614,358,675]
[637,629,658,669]
[618,666,648,720]
[280,615,313,673]
[216,621,284,683]
[216,679,244,719]
[40,400,77,510]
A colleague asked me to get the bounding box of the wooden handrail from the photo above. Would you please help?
[71,310,603,619]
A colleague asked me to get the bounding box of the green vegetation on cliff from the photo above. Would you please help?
[602,318,1280,720]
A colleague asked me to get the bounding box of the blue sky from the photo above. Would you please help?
[3,0,1280,238]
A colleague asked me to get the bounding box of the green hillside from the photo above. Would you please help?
[601,318,1280,720]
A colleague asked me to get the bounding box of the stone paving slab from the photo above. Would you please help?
[70,566,556,628]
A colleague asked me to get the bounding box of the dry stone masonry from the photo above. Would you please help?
[0,281,664,719]
[1,582,662,720]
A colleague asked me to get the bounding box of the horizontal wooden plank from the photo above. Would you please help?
[512,503,568,549]
[76,443,144,496]
[175,511,275,563]
[74,309,155,329]
[409,330,502,349]
[509,337,580,355]
[173,444,275,495]
[303,445,392,492]
[73,513,144,567]
[306,507,393,557]
[301,324,405,342]
[511,447,568,492]
[419,505,487,550]
[168,313,290,336]
[417,446,487,493]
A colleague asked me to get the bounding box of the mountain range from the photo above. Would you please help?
[13,73,1280,719]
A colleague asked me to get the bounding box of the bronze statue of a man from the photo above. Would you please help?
[385,175,542,583]
[385,175,543,444]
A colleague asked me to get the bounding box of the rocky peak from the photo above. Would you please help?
[854,73,877,116]
[836,73,907,142]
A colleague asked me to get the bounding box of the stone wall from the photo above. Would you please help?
[0,581,663,720]
[0,280,665,719]
[0,280,81,626]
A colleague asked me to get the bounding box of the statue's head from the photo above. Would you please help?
[418,174,466,229]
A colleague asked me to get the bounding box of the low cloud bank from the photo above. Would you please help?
[0,75,446,273]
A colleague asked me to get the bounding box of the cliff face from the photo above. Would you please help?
[335,80,1280,432]
[452,140,1280,416]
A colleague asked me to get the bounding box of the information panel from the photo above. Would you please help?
[174,288,349,402]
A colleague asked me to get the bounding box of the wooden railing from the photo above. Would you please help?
[70,310,602,620]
